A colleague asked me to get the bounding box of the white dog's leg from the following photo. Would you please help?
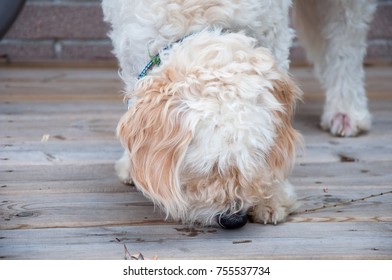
[115,151,132,184]
[257,0,294,72]
[252,180,297,224]
[293,0,377,136]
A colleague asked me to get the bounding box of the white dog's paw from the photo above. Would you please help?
[321,110,371,137]
[251,180,297,224]
[115,152,133,185]
[252,204,289,225]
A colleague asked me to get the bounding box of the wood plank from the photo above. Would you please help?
[0,192,167,230]
[1,184,390,230]
[0,163,117,183]
[292,66,392,100]
[0,67,122,98]
[0,67,120,82]
[0,115,122,142]
[0,141,122,167]
[1,223,391,259]
[0,101,124,117]
[0,179,132,195]
[1,135,392,166]
[2,160,391,189]
[2,66,390,100]
[293,161,392,186]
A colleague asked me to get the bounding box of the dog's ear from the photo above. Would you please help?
[117,77,192,220]
[267,72,303,179]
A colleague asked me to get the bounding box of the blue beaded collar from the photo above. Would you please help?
[137,34,193,79]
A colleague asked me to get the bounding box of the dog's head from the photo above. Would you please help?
[117,30,302,222]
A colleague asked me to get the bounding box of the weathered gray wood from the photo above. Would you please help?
[2,137,392,166]
[0,141,123,166]
[1,183,391,229]
[1,223,391,259]
[0,193,167,230]
[293,66,392,100]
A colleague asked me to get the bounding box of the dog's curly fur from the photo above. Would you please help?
[102,0,376,226]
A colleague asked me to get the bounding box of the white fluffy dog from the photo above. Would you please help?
[102,0,376,228]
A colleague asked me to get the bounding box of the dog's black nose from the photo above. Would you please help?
[217,212,248,229]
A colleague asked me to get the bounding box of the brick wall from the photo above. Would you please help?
[0,0,391,64]
[0,0,112,61]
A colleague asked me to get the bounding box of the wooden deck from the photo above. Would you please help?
[0,64,391,260]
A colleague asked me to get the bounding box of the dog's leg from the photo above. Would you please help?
[293,0,377,136]
[258,0,294,72]
[115,151,132,184]
[252,180,297,224]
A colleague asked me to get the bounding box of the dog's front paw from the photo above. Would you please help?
[252,204,289,225]
[321,110,371,137]
[251,181,297,224]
